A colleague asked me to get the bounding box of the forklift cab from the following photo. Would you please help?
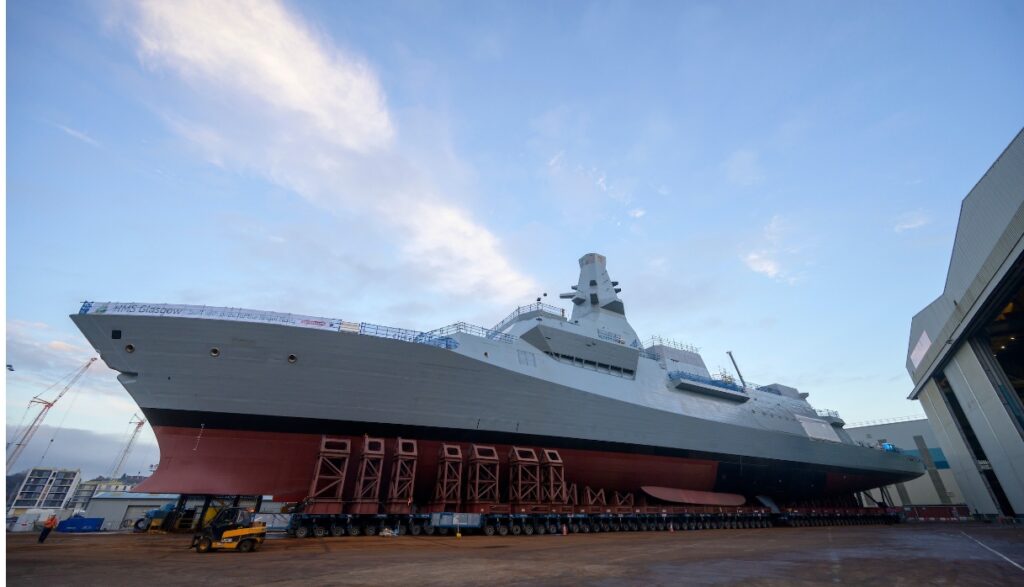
[192,507,266,553]
[208,508,253,540]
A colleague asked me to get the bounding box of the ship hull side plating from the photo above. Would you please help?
[72,313,923,502]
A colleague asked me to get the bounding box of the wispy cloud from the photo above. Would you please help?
[741,214,803,284]
[116,0,534,304]
[894,210,930,233]
[743,251,781,278]
[51,122,100,147]
[723,149,764,186]
[628,208,646,219]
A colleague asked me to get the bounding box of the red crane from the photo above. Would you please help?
[6,357,97,470]
[109,414,147,480]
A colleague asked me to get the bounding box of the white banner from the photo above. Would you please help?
[78,302,343,332]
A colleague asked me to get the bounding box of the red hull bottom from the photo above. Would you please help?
[136,426,720,503]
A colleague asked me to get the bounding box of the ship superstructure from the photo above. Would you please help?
[71,253,922,504]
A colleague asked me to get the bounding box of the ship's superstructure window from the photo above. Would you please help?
[543,351,635,378]
[111,329,121,340]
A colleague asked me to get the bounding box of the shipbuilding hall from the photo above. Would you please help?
[907,128,1024,519]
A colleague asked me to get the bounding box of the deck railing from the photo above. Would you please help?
[645,336,700,354]
[491,302,566,332]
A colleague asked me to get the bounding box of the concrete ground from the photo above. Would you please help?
[7,523,1024,586]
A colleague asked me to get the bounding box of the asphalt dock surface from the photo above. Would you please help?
[7,523,1024,586]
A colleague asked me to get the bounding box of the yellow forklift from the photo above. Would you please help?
[191,507,266,553]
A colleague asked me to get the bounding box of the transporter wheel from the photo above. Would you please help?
[313,526,327,538]
[657,522,666,531]
[628,521,639,532]
[524,523,536,536]
[364,525,378,537]
[410,523,422,536]
[601,521,611,532]
[511,524,522,536]
[536,523,547,535]
[437,527,449,536]
[237,539,256,553]
[609,521,620,532]
[580,522,591,533]
[497,525,510,537]
[422,523,434,536]
[195,537,213,553]
[548,523,560,535]
[483,525,496,537]
[330,524,345,537]
[347,524,361,536]
[570,523,580,534]
[294,525,311,538]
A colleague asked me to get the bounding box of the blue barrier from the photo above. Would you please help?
[57,517,104,532]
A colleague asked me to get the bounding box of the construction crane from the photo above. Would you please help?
[6,357,97,470]
[109,414,147,480]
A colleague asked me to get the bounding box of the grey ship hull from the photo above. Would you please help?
[72,312,924,502]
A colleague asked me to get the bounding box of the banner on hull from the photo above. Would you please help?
[78,301,344,332]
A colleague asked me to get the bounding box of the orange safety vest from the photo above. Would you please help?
[44,517,58,529]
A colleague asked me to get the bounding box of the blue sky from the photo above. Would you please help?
[6,0,1024,476]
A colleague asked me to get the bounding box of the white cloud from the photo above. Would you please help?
[723,149,764,186]
[130,0,392,153]
[743,251,781,278]
[628,208,646,219]
[894,210,930,233]
[117,0,533,305]
[740,214,804,284]
[52,122,100,147]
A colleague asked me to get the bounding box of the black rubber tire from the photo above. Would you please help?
[195,537,213,553]
[237,539,255,553]
[295,525,311,538]
[536,524,546,535]
[511,524,522,536]
[581,523,591,533]
[570,523,580,534]
[548,524,560,535]
[483,524,496,537]
[523,523,535,536]
[134,518,151,532]
[422,523,435,536]
[330,525,345,537]
[347,524,361,536]
[437,527,449,536]
[313,526,327,538]
[410,523,422,536]
[364,525,378,537]
[497,525,510,536]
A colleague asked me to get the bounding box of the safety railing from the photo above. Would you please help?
[815,408,841,419]
[645,336,700,354]
[357,323,458,350]
[668,370,745,393]
[491,302,566,332]
[423,322,515,344]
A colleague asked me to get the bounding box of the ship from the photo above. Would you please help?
[71,253,923,506]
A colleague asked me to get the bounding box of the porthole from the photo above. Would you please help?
[210,348,221,357]
[288,354,297,363]
[124,344,135,353]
